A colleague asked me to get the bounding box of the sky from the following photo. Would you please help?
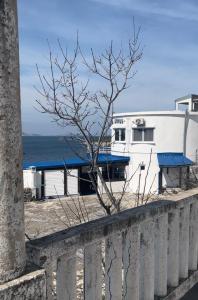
[18,0,198,135]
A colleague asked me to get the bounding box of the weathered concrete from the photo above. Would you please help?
[167,210,179,287]
[188,202,198,271]
[84,242,102,300]
[0,265,46,300]
[123,225,140,300]
[26,189,198,300]
[140,220,155,300]
[179,205,190,279]
[56,254,76,300]
[163,270,198,300]
[0,0,25,282]
[105,234,122,300]
[155,214,168,296]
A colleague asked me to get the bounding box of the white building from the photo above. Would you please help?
[111,94,198,194]
[23,155,129,199]
[23,94,198,198]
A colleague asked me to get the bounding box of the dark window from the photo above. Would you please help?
[102,165,126,181]
[144,128,154,141]
[133,128,143,141]
[120,129,125,141]
[114,128,126,141]
[115,129,120,141]
[133,128,154,142]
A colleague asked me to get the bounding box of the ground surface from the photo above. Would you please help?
[25,189,187,239]
[25,193,137,239]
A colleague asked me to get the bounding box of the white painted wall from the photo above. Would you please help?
[111,110,198,194]
[23,169,36,189]
[45,170,65,197]
[67,169,78,195]
[162,168,180,188]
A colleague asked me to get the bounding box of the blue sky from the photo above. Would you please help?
[18,0,198,135]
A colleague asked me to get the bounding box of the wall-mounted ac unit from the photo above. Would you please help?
[135,118,145,126]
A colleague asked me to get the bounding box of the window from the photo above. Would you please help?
[114,128,125,141]
[114,118,124,124]
[133,128,154,142]
[102,165,126,181]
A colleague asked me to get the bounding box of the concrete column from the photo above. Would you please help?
[45,262,54,300]
[167,210,179,287]
[179,205,190,279]
[154,214,168,296]
[123,225,140,300]
[140,220,155,300]
[0,0,25,283]
[56,254,76,300]
[84,241,102,300]
[188,202,198,271]
[105,233,122,300]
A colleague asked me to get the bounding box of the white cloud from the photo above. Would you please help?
[90,0,198,22]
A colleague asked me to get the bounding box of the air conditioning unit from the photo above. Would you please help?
[135,118,145,126]
[28,166,36,172]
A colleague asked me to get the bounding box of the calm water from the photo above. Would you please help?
[23,136,86,164]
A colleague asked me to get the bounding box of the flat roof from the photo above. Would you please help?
[175,94,198,103]
[113,110,198,117]
[23,154,130,170]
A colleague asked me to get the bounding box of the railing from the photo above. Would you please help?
[98,146,111,153]
[27,190,198,300]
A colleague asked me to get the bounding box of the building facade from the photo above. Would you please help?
[23,154,129,198]
[111,94,198,194]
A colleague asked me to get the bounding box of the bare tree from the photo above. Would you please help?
[36,26,142,215]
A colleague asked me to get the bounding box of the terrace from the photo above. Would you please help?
[24,188,198,299]
[0,1,198,299]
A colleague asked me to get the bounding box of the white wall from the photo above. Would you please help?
[162,168,180,188]
[67,169,78,195]
[111,111,198,194]
[23,169,41,198]
[111,112,198,160]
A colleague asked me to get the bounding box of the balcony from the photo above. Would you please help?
[26,188,198,299]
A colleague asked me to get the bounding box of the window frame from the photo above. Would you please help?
[132,127,155,142]
[102,164,126,182]
[114,128,126,142]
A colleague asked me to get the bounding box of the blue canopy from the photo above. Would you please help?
[157,153,193,167]
[23,153,130,170]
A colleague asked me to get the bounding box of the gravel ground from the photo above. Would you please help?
[25,188,187,239]
[25,193,138,239]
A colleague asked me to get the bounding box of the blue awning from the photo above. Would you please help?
[157,153,193,167]
[23,153,130,170]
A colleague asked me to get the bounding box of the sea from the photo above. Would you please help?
[23,136,86,164]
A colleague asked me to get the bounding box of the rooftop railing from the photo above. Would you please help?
[27,190,198,300]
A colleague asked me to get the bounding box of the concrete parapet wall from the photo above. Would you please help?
[26,188,198,299]
[0,265,46,300]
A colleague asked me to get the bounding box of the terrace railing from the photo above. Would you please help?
[27,190,198,300]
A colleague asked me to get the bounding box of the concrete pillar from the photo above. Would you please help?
[154,214,168,296]
[105,233,122,300]
[0,0,25,283]
[56,254,76,300]
[45,262,54,300]
[167,210,179,287]
[179,205,190,279]
[123,225,140,300]
[140,220,155,300]
[188,202,198,271]
[84,242,102,300]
